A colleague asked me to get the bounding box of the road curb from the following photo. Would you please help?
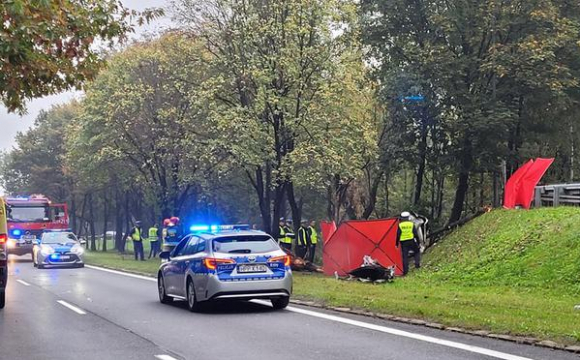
[85,264,579,354]
[85,263,156,279]
[288,299,580,354]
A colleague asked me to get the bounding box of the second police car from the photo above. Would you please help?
[33,230,85,269]
[157,225,292,311]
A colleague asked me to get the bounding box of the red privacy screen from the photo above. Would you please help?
[322,218,404,277]
[504,158,554,209]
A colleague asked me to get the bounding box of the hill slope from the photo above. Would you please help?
[420,207,580,294]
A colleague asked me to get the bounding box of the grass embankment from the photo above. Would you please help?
[84,208,580,344]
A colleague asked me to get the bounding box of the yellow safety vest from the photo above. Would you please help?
[148,227,158,242]
[298,227,307,246]
[399,221,415,241]
[279,226,291,244]
[132,227,142,241]
[309,226,318,244]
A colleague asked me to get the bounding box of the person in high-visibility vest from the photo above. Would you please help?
[296,219,309,259]
[396,211,420,275]
[307,220,318,263]
[128,220,145,261]
[148,224,160,259]
[277,217,292,251]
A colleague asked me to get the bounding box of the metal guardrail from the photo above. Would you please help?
[534,184,580,207]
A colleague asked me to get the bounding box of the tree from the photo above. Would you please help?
[0,102,80,202]
[69,33,217,220]
[361,0,580,222]
[0,0,162,112]
[175,0,371,232]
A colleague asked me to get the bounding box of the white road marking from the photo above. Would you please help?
[16,279,30,286]
[57,300,87,315]
[276,302,533,360]
[155,355,178,360]
[87,265,534,360]
[85,265,156,282]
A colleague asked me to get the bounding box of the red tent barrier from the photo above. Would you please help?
[323,218,404,277]
[517,158,554,209]
[504,158,554,209]
[320,221,337,245]
[504,159,534,209]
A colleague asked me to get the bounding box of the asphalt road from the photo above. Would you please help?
[1,256,578,360]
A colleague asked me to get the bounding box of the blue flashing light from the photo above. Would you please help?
[49,253,59,260]
[12,229,22,236]
[189,224,251,233]
[401,95,425,102]
[190,225,210,232]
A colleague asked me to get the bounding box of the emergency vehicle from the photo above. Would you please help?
[5,195,69,258]
[0,197,9,309]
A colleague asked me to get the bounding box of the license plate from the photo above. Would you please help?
[238,264,268,273]
[22,235,36,240]
[60,255,71,260]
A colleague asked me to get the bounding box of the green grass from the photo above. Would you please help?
[84,209,580,344]
[84,240,163,275]
[293,274,580,344]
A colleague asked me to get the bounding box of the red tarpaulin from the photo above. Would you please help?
[320,221,337,245]
[504,158,554,209]
[323,218,404,277]
[517,158,554,209]
[504,159,535,209]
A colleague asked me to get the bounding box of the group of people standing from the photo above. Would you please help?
[127,221,162,261]
[277,218,318,262]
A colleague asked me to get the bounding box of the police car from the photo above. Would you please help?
[32,230,85,269]
[157,225,292,311]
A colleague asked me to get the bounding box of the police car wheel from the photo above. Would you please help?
[186,279,201,312]
[0,291,5,309]
[271,296,290,310]
[158,275,172,304]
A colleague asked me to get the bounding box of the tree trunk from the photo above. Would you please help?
[414,118,429,205]
[362,172,384,219]
[70,194,77,234]
[449,143,472,223]
[88,193,96,251]
[115,188,124,252]
[121,190,130,253]
[78,194,88,243]
[102,190,109,252]
[286,181,302,231]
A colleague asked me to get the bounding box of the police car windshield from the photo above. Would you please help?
[212,235,277,254]
[42,232,78,244]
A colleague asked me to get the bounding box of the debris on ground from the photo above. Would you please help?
[282,248,323,273]
[335,255,395,283]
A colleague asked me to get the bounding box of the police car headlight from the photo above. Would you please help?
[71,244,84,255]
[40,245,55,256]
[7,239,16,249]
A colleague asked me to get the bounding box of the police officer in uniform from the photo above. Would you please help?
[307,220,318,263]
[148,223,160,259]
[128,221,145,261]
[396,211,420,275]
[297,219,309,259]
[277,217,292,251]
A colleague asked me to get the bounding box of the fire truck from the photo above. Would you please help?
[5,195,69,258]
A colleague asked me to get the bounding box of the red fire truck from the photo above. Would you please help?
[5,195,69,258]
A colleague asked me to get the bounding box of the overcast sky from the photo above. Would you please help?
[0,0,174,152]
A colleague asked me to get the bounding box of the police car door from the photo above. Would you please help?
[190,237,209,300]
[165,235,191,295]
[173,236,200,297]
